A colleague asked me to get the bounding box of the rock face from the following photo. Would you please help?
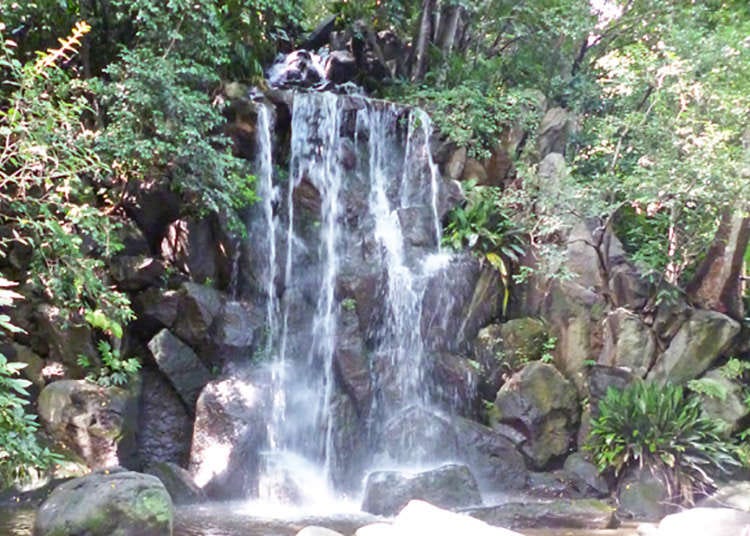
[467,498,616,530]
[647,309,740,385]
[172,283,225,348]
[598,308,656,377]
[37,380,137,469]
[33,469,173,536]
[147,329,212,411]
[493,362,579,468]
[361,464,482,516]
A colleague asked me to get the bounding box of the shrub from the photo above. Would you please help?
[586,381,738,505]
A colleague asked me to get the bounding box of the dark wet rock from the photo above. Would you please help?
[209,301,260,361]
[616,466,672,521]
[132,288,182,341]
[33,468,173,536]
[4,343,45,389]
[160,218,233,291]
[493,361,579,469]
[37,380,138,469]
[123,178,181,251]
[172,283,225,348]
[361,464,482,516]
[647,309,740,385]
[598,308,656,377]
[527,471,571,498]
[397,206,439,248]
[189,373,269,499]
[587,365,636,401]
[333,307,371,412]
[325,50,357,84]
[136,368,193,467]
[268,50,325,88]
[115,219,151,257]
[466,498,615,530]
[562,452,609,497]
[109,255,166,292]
[428,352,479,417]
[147,329,212,411]
[145,461,205,505]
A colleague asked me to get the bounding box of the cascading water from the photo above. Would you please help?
[243,90,463,509]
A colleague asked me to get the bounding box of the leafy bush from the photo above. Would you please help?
[586,381,738,505]
[77,341,141,388]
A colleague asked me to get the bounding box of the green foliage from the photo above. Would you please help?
[540,336,557,364]
[0,280,62,488]
[78,341,141,387]
[586,381,738,504]
[388,82,542,160]
[0,22,133,328]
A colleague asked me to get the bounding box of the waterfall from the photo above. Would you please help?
[246,91,455,507]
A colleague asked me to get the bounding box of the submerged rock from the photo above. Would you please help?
[145,461,205,505]
[361,464,482,516]
[466,498,616,530]
[33,468,173,536]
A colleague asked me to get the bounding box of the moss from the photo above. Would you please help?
[133,489,172,525]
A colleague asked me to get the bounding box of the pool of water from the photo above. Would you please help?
[0,504,643,536]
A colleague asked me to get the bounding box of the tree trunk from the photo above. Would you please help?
[411,0,436,82]
[686,205,750,320]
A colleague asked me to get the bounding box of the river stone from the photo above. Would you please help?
[598,308,657,378]
[641,507,750,536]
[147,329,211,410]
[145,461,205,505]
[33,469,173,536]
[361,464,482,516]
[38,380,137,469]
[493,361,579,468]
[647,309,740,385]
[466,498,616,530]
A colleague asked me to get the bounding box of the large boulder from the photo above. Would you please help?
[697,368,750,435]
[357,500,524,536]
[493,361,579,468]
[467,498,616,530]
[172,283,225,348]
[37,380,137,469]
[647,309,740,385]
[537,107,570,158]
[35,304,96,375]
[109,256,166,292]
[598,308,657,378]
[379,406,527,492]
[699,481,750,511]
[209,300,260,362]
[147,329,212,411]
[542,280,607,391]
[33,469,173,536]
[641,507,750,536]
[189,373,269,499]
[361,464,482,516]
[562,452,610,497]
